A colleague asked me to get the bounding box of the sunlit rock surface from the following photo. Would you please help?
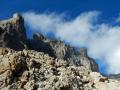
[0,14,119,90]
[0,13,27,50]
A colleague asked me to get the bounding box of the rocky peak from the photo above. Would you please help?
[29,33,99,72]
[12,13,26,38]
[0,13,99,72]
[0,13,27,50]
[0,13,120,90]
[13,13,22,19]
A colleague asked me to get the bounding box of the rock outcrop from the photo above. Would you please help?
[0,13,27,50]
[28,33,98,72]
[0,48,119,90]
[0,14,98,72]
[0,13,120,90]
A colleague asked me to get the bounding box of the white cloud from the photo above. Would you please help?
[23,11,120,74]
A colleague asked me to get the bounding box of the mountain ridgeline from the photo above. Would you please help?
[0,13,120,90]
[0,13,98,72]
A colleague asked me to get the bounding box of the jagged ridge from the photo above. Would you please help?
[0,13,120,90]
[0,13,98,72]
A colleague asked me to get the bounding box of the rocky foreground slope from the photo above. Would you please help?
[0,14,120,90]
[0,48,120,90]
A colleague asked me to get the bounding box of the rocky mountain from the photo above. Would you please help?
[0,13,98,72]
[0,13,27,50]
[0,13,120,90]
[28,33,98,72]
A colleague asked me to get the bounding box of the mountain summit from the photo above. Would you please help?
[0,14,120,90]
[0,13,27,50]
[0,13,99,72]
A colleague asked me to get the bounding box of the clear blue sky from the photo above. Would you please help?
[1,0,120,74]
[1,0,120,21]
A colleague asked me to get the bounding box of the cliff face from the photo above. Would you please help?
[0,13,27,50]
[0,13,98,72]
[0,14,119,90]
[28,33,99,72]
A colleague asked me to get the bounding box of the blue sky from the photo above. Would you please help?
[1,0,120,21]
[1,0,120,74]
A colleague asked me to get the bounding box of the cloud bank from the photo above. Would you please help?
[23,11,120,74]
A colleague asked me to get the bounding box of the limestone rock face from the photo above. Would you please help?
[30,33,99,72]
[0,13,98,72]
[0,13,27,50]
[1,14,120,90]
[0,48,119,90]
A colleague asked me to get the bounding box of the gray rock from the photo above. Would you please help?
[1,14,98,72]
[1,14,120,90]
[32,33,99,72]
[0,49,119,90]
[0,13,27,50]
